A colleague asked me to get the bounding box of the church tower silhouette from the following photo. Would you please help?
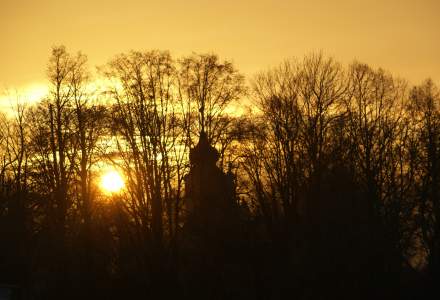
[184,131,236,230]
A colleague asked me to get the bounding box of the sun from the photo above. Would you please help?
[101,170,125,193]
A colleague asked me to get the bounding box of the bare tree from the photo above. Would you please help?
[101,50,182,250]
[408,79,440,277]
[178,53,246,146]
[344,62,413,275]
[247,54,347,228]
[249,60,303,230]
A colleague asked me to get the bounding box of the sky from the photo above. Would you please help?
[1,0,439,100]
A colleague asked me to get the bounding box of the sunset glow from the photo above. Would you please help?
[1,0,439,297]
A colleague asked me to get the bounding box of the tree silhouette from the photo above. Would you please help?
[0,47,439,299]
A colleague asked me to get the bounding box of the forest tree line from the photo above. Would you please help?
[0,46,439,299]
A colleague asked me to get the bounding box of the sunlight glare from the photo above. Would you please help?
[101,170,125,193]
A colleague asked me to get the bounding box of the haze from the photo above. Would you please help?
[1,0,439,91]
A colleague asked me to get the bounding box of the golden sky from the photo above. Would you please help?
[1,0,439,93]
